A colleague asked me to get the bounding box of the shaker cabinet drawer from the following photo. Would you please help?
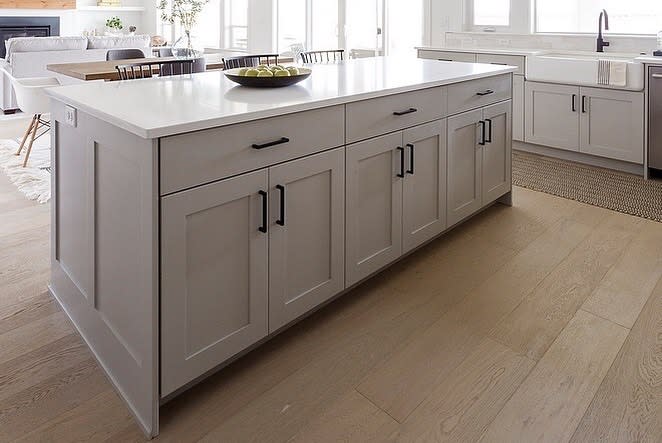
[160,105,345,194]
[346,87,447,143]
[476,54,525,75]
[447,74,512,115]
[418,50,477,63]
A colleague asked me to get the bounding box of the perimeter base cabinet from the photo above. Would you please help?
[525,81,644,163]
[346,120,447,286]
[161,148,346,395]
[448,101,512,227]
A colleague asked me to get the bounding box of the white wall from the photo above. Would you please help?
[428,0,658,53]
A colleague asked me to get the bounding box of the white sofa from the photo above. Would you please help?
[0,34,151,113]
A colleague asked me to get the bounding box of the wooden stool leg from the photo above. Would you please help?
[16,115,37,156]
[22,114,40,168]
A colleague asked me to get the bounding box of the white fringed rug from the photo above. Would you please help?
[0,137,50,203]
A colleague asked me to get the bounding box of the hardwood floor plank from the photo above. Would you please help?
[489,212,641,360]
[0,358,109,442]
[394,337,535,443]
[479,310,628,443]
[0,333,89,402]
[287,390,399,443]
[356,216,594,422]
[570,275,662,443]
[582,219,662,329]
[0,294,58,335]
[16,390,136,443]
[0,311,72,362]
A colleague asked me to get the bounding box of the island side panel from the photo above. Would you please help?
[49,99,160,438]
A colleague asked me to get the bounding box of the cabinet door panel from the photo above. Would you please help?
[402,120,447,253]
[447,109,483,226]
[269,148,345,332]
[579,87,644,164]
[525,81,579,151]
[483,101,512,203]
[512,75,525,141]
[346,133,403,286]
[161,170,269,396]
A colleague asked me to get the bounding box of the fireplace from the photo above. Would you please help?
[0,17,60,59]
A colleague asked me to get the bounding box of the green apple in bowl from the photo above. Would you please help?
[257,70,274,77]
[244,68,260,77]
[274,70,290,77]
[286,66,300,75]
[238,68,249,76]
[256,64,269,70]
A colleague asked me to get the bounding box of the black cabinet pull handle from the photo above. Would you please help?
[258,190,268,233]
[393,108,418,116]
[572,94,577,112]
[276,185,285,226]
[476,89,494,96]
[396,146,405,178]
[479,120,486,146]
[252,137,290,150]
[485,119,493,143]
[406,143,415,175]
[581,96,588,113]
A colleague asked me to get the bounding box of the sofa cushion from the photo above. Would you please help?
[87,34,151,50]
[5,36,88,62]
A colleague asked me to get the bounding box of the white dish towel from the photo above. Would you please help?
[597,60,627,87]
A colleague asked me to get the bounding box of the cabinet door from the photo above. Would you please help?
[161,170,269,396]
[483,101,512,204]
[402,120,447,253]
[447,109,483,227]
[525,81,580,151]
[512,75,525,141]
[579,87,644,164]
[268,148,345,332]
[346,132,404,287]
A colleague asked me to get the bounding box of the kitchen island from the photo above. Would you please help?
[46,57,515,438]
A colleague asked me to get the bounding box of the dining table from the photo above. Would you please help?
[46,53,295,82]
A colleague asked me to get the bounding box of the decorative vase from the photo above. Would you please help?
[172,29,201,58]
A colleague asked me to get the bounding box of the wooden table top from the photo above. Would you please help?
[47,54,294,81]
[46,55,226,81]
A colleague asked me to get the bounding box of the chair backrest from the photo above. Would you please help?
[106,48,146,61]
[222,54,280,70]
[300,49,345,64]
[2,69,60,114]
[115,59,195,80]
[158,47,174,57]
[159,57,206,76]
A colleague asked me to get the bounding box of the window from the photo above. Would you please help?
[536,0,662,34]
[473,0,511,27]
[277,0,307,52]
[224,0,248,49]
[277,0,340,53]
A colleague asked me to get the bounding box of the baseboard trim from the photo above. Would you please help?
[513,141,644,176]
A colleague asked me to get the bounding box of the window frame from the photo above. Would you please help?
[467,0,514,32]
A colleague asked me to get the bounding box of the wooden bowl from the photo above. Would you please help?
[224,67,312,88]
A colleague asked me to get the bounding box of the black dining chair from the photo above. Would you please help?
[222,54,280,70]
[159,57,206,76]
[300,49,345,63]
[106,48,146,61]
[115,59,195,80]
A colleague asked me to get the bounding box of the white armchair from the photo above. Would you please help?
[4,70,60,167]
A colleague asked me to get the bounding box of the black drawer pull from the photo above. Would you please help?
[582,96,588,113]
[252,137,290,150]
[572,94,577,112]
[485,119,493,143]
[276,185,285,226]
[397,146,405,178]
[393,108,418,116]
[258,190,268,233]
[406,143,415,175]
[476,89,495,96]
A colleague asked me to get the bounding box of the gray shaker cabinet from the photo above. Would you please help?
[525,81,580,151]
[160,169,270,397]
[268,147,346,332]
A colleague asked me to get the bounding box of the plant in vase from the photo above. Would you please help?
[158,0,209,58]
[105,16,123,36]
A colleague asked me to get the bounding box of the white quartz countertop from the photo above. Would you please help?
[417,46,545,57]
[46,57,515,139]
[636,55,662,64]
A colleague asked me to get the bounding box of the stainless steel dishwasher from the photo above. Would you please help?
[650,66,662,171]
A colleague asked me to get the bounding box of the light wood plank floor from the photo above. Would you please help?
[2,164,662,442]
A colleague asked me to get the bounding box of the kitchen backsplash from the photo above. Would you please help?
[443,32,658,55]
